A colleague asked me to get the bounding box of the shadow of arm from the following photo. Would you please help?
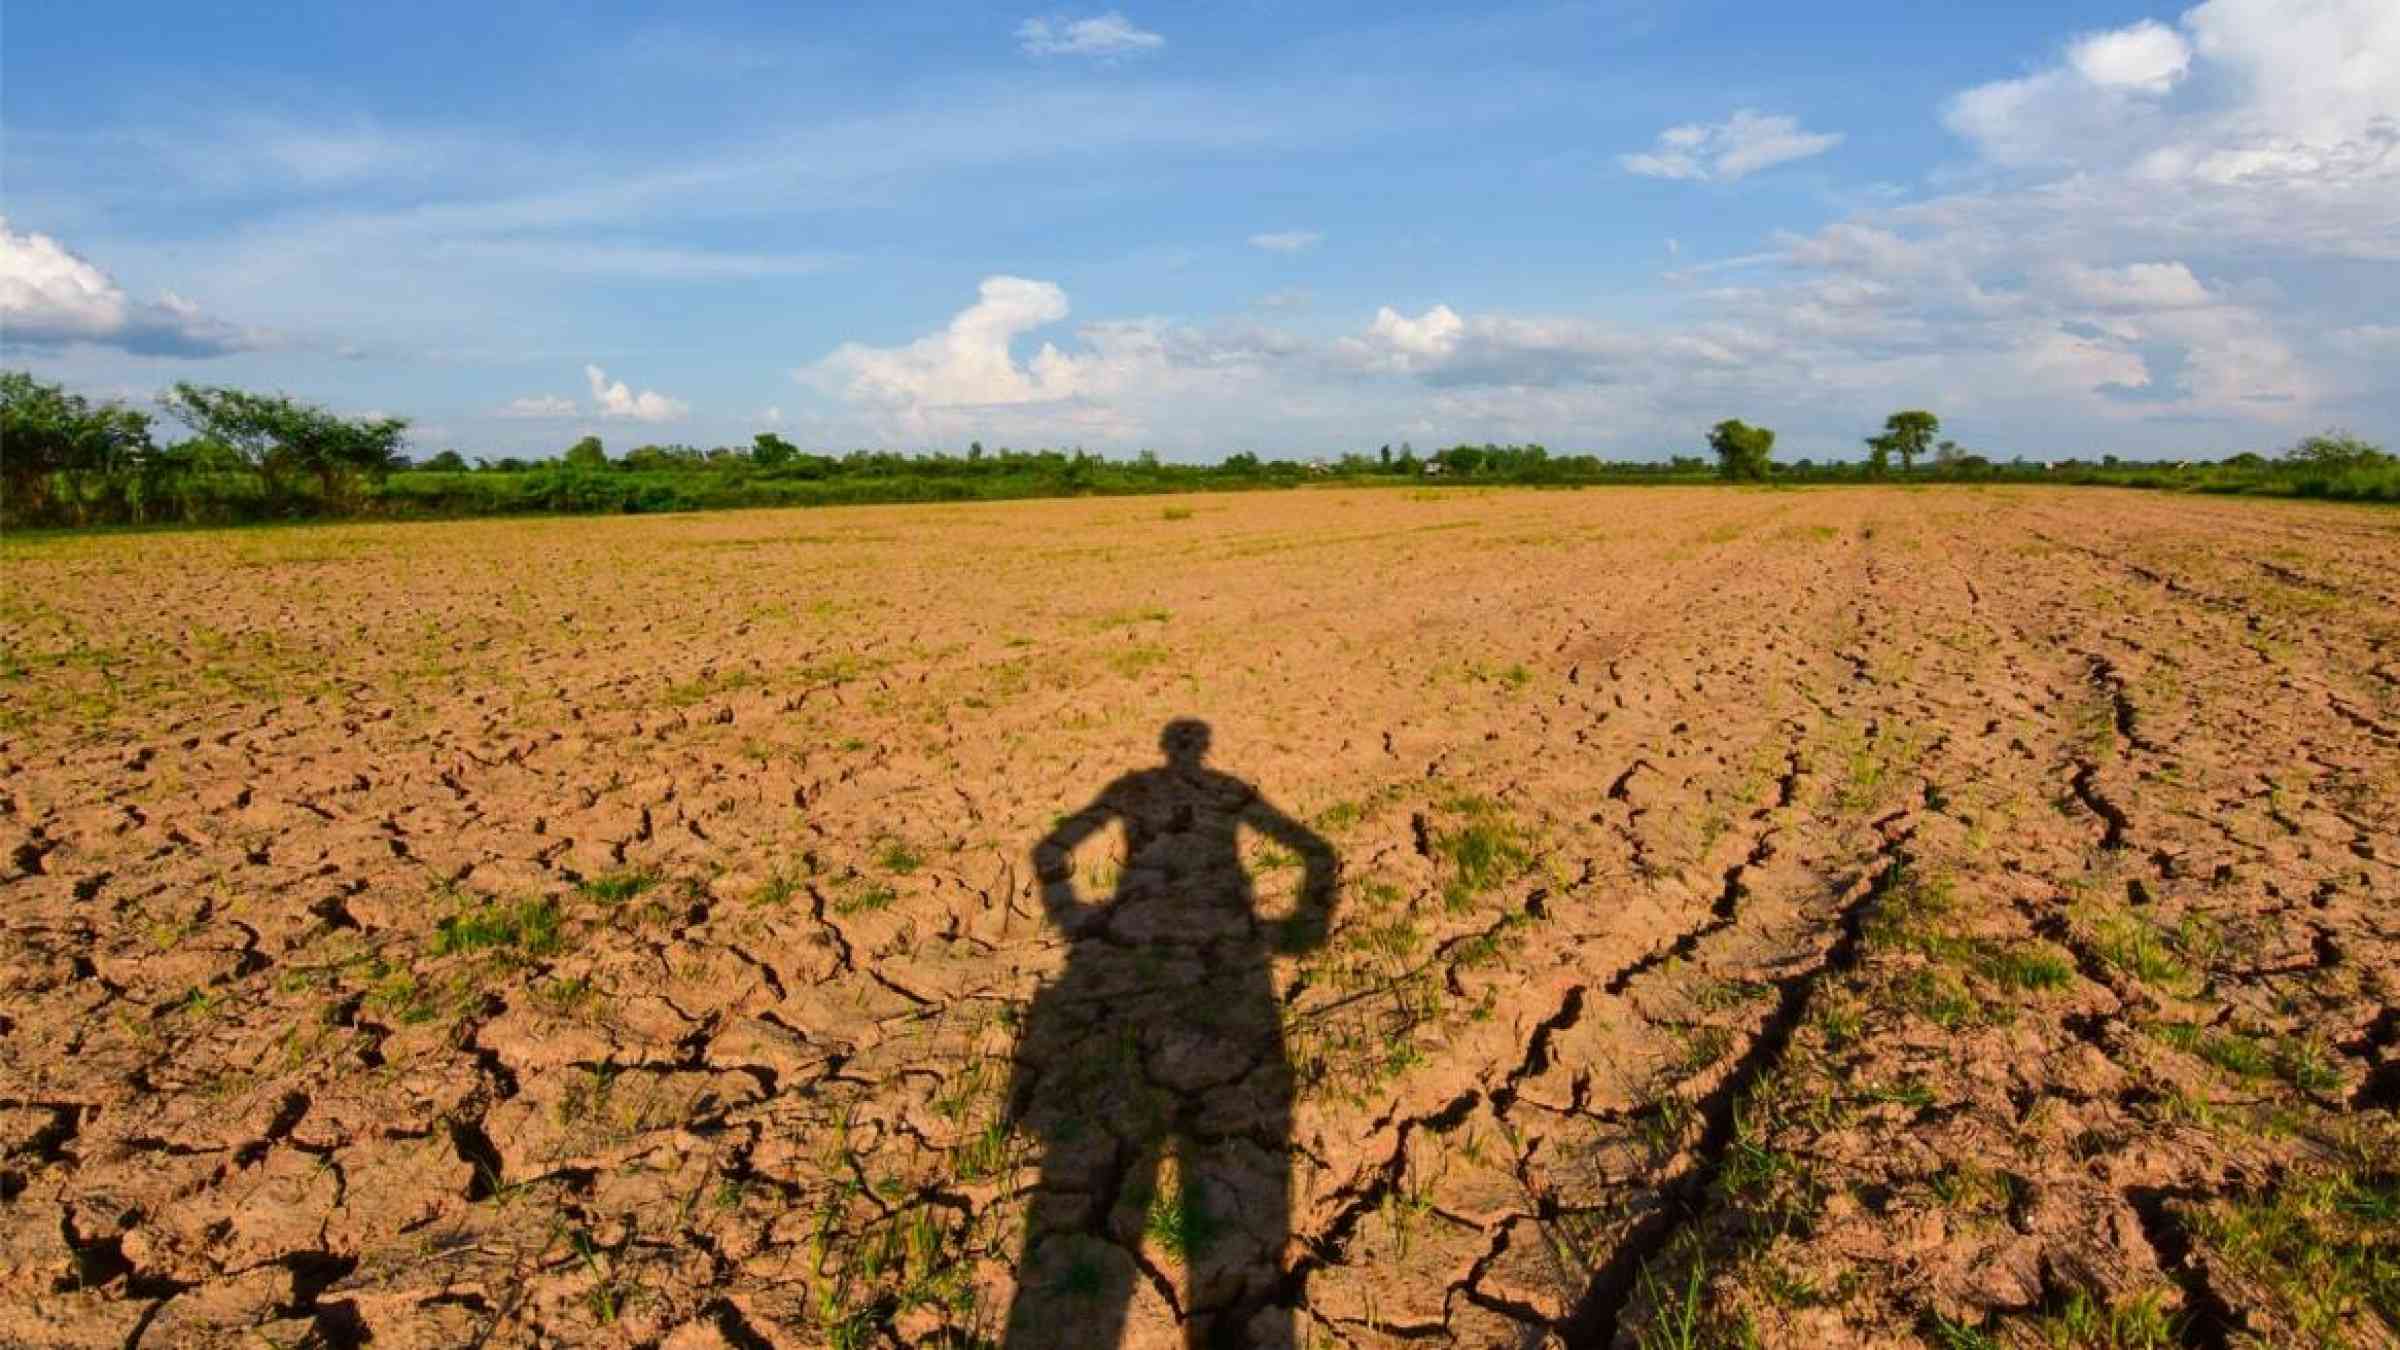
[1245,798,1340,953]
[1031,801,1111,935]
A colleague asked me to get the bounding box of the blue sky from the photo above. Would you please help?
[4,1,2394,460]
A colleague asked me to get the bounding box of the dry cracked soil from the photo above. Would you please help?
[2,485,2396,1349]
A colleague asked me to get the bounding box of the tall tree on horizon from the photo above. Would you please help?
[1881,410,1940,472]
[1707,419,1775,481]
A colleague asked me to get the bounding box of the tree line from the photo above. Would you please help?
[1712,409,1966,480]
[2,374,410,526]
[2,371,2392,529]
[1709,407,2394,501]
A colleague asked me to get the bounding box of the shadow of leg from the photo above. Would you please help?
[1005,1012,1175,1347]
[1177,1131,1296,1350]
[1161,978,1297,1350]
[1005,1169,1143,1349]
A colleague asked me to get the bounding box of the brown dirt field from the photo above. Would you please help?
[2,485,2396,1349]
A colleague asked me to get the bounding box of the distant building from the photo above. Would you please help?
[1422,461,1447,477]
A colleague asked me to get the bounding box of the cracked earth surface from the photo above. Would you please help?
[2,486,2395,1347]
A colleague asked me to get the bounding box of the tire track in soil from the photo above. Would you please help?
[1315,519,1906,1344]
[1541,526,1933,1346]
[1558,845,1911,1347]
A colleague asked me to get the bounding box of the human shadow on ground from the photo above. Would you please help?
[1003,719,1338,1349]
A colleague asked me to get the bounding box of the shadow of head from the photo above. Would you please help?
[1160,717,1211,770]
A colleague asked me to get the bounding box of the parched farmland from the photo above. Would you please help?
[2,486,2396,1348]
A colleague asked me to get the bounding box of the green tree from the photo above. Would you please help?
[750,432,797,467]
[1879,409,1939,472]
[2,371,157,522]
[628,443,705,471]
[421,450,470,472]
[1863,434,1894,478]
[160,383,407,502]
[1706,419,1775,481]
[2281,431,2389,470]
[563,435,608,469]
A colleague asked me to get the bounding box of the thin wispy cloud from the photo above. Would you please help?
[1248,230,1323,253]
[442,240,840,281]
[1016,12,1164,58]
[1662,250,1788,282]
[498,394,575,419]
[1620,110,1843,182]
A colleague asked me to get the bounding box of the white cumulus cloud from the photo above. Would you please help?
[2069,20,2194,94]
[1338,305,1465,372]
[809,276,1297,444]
[1692,0,2400,434]
[1948,0,2400,182]
[1946,22,2192,168]
[583,364,689,422]
[1016,12,1163,58]
[1248,230,1323,253]
[1620,110,1844,182]
[816,276,1081,415]
[0,217,267,357]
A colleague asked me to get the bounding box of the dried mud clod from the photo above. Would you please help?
[0,487,2394,1348]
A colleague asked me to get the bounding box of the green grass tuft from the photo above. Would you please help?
[433,897,564,958]
[874,838,925,875]
[1976,944,2075,991]
[2028,1286,2181,1348]
[833,882,898,916]
[578,869,659,903]
[1434,797,1533,910]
